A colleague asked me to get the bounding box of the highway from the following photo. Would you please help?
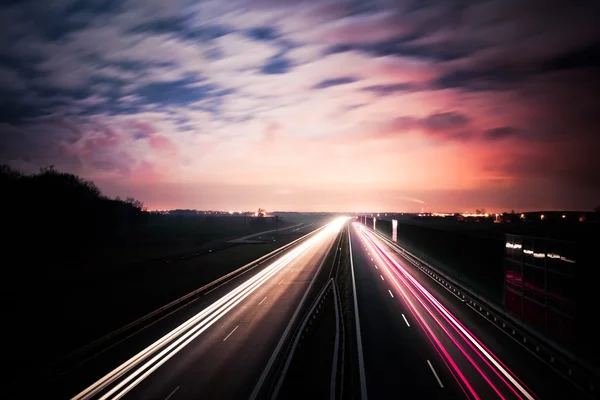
[350,222,586,400]
[71,218,346,400]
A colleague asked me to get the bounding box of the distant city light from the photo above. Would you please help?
[540,214,545,220]
[562,214,566,219]
[460,212,489,218]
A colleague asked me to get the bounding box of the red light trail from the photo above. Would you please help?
[355,223,538,400]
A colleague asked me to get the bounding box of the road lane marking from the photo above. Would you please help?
[250,222,342,400]
[223,325,239,341]
[278,279,284,285]
[165,386,180,400]
[427,360,444,388]
[380,275,384,281]
[348,225,368,400]
[402,314,410,327]
[365,228,536,400]
[258,296,267,305]
[83,230,330,400]
[370,257,373,261]
[374,265,378,269]
[388,290,394,298]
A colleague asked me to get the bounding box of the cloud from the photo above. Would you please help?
[245,26,279,41]
[484,126,521,140]
[361,82,419,96]
[148,135,178,157]
[0,65,27,91]
[422,112,470,132]
[0,0,598,211]
[260,56,293,74]
[372,111,472,141]
[136,79,217,107]
[313,76,360,89]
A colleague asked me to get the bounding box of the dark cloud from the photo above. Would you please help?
[313,76,360,89]
[376,111,472,141]
[432,66,524,91]
[183,25,234,41]
[543,41,600,72]
[0,117,84,170]
[324,38,471,62]
[245,26,279,41]
[136,79,217,106]
[0,0,121,41]
[361,82,419,96]
[422,112,470,132]
[260,56,293,74]
[484,126,521,140]
[131,16,189,34]
[0,100,44,125]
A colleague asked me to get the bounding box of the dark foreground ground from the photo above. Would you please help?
[5,213,330,395]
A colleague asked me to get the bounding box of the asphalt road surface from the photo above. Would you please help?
[72,218,346,400]
[349,222,589,400]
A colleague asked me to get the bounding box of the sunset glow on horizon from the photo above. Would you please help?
[1,0,598,212]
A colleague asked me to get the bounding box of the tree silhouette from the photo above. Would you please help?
[0,164,148,251]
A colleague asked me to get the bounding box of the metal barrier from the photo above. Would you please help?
[363,223,600,398]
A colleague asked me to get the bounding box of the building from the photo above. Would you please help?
[504,234,577,343]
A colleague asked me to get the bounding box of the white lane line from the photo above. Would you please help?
[374,265,378,270]
[370,257,373,261]
[427,360,444,388]
[278,279,284,285]
[368,252,370,255]
[87,237,313,400]
[367,229,536,400]
[402,314,410,327]
[164,386,180,400]
[380,275,384,281]
[348,225,368,400]
[223,325,239,341]
[250,225,339,400]
[388,290,394,298]
[258,296,267,305]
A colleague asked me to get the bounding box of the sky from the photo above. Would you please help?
[0,0,599,212]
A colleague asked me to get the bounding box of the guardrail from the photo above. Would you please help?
[362,223,600,399]
[271,278,336,398]
[50,223,328,380]
[269,229,345,398]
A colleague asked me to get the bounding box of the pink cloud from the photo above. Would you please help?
[147,134,178,157]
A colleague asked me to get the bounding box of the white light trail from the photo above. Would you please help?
[74,218,348,400]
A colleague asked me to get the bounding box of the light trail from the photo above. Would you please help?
[377,246,505,399]
[367,234,535,399]
[357,224,538,400]
[74,218,347,400]
[367,236,480,399]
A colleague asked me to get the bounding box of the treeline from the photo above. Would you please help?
[1,165,148,254]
